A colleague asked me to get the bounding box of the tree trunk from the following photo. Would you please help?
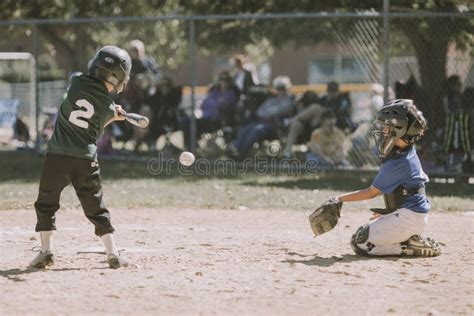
[74,2,94,73]
[414,39,448,133]
[74,27,90,73]
[397,18,450,137]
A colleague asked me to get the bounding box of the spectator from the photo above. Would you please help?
[118,39,159,136]
[145,75,182,150]
[320,81,356,133]
[307,111,351,167]
[14,116,30,144]
[443,75,464,113]
[295,91,320,113]
[443,75,471,172]
[346,83,389,167]
[120,74,147,113]
[40,108,57,144]
[462,87,474,172]
[283,91,323,158]
[180,71,238,150]
[233,76,294,157]
[116,50,162,147]
[129,39,160,81]
[232,54,258,93]
[113,75,146,143]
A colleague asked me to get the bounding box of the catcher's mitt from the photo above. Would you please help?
[309,197,343,237]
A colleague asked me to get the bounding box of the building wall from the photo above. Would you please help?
[165,41,379,86]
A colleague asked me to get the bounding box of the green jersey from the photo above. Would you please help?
[48,74,116,160]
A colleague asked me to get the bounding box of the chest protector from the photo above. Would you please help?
[371,185,425,215]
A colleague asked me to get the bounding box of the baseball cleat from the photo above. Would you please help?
[29,250,54,269]
[107,253,129,269]
[401,235,441,257]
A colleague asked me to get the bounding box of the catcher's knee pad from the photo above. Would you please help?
[350,224,370,256]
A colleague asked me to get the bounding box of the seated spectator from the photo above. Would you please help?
[283,91,323,158]
[345,84,386,167]
[233,76,294,158]
[307,111,351,167]
[180,71,239,150]
[238,84,270,126]
[14,116,30,143]
[232,54,258,94]
[295,91,320,113]
[145,75,182,150]
[320,81,356,133]
[40,108,57,144]
[443,75,471,172]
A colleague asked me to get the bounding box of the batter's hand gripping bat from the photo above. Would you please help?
[122,112,149,128]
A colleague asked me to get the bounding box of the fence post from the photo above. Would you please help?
[32,23,40,152]
[382,0,390,103]
[189,19,197,153]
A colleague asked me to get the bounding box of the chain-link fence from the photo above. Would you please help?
[0,10,472,174]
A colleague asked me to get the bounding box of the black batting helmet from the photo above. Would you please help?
[88,46,131,93]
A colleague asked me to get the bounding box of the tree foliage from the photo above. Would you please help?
[0,0,187,79]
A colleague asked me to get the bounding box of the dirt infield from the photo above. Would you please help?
[0,208,473,315]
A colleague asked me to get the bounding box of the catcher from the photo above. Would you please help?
[30,46,131,269]
[309,99,441,257]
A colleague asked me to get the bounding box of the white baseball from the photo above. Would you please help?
[179,151,195,166]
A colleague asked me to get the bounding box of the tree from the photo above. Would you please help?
[0,0,187,79]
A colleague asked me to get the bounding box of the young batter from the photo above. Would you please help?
[337,99,440,256]
[30,46,131,269]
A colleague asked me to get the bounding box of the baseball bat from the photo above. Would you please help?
[123,112,149,128]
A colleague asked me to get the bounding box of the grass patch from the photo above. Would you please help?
[0,151,472,212]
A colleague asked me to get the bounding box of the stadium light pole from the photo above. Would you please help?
[383,0,390,103]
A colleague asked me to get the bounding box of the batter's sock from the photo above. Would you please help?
[40,231,53,253]
[101,233,118,255]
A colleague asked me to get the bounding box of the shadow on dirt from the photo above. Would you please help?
[0,267,82,282]
[282,252,401,267]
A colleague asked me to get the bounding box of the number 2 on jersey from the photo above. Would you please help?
[68,99,94,129]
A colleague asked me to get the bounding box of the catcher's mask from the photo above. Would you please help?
[372,99,427,159]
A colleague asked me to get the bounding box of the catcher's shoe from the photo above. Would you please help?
[107,253,129,269]
[29,250,54,269]
[401,235,441,257]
